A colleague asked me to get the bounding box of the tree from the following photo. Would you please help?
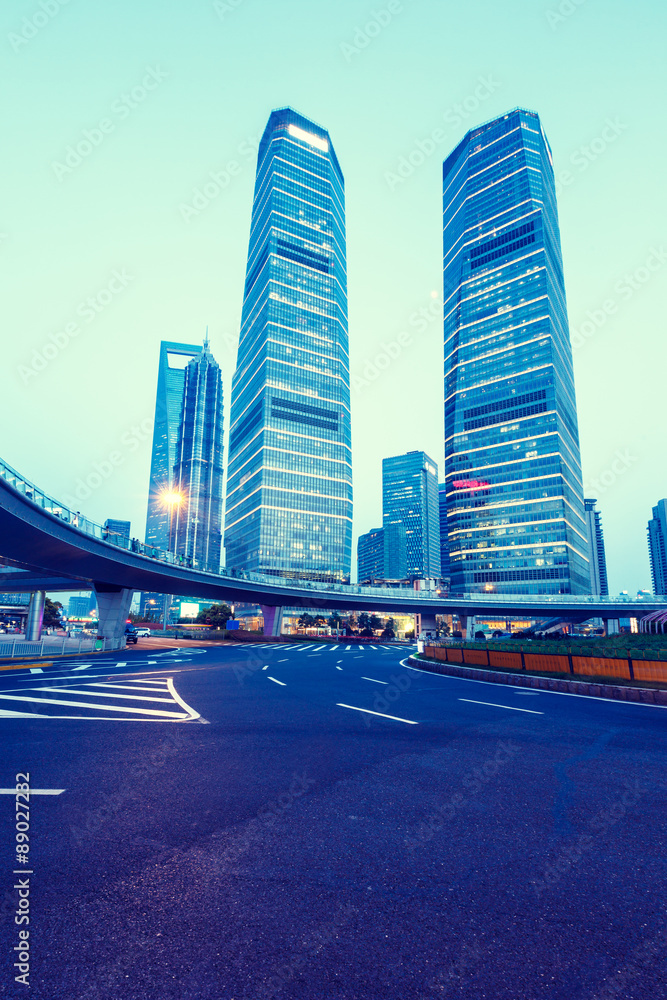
[297,612,315,630]
[357,613,371,631]
[313,615,327,629]
[43,598,63,628]
[475,630,487,640]
[328,613,343,630]
[369,615,382,633]
[381,617,396,639]
[196,603,232,628]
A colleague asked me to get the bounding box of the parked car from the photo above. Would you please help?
[134,628,151,637]
[124,627,138,645]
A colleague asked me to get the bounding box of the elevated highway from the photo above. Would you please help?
[1,457,665,640]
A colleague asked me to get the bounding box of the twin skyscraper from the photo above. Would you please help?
[146,105,590,596]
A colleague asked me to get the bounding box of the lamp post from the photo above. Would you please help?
[161,491,184,632]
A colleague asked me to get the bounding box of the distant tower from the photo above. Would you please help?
[442,109,589,595]
[145,341,201,550]
[382,451,441,580]
[225,107,352,583]
[584,499,609,596]
[172,340,224,573]
[648,500,667,595]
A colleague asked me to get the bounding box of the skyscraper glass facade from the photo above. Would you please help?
[225,108,352,582]
[145,340,201,550]
[172,343,224,572]
[648,500,667,595]
[382,451,441,580]
[442,108,589,595]
[584,498,609,596]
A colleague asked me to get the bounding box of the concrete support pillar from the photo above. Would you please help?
[457,615,475,639]
[25,590,46,641]
[415,612,437,636]
[261,605,283,637]
[604,618,620,636]
[95,585,134,642]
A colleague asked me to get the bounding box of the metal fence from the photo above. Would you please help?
[0,637,125,659]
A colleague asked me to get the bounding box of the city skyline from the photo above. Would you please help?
[4,0,666,594]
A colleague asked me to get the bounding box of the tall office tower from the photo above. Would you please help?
[584,499,609,596]
[225,108,352,582]
[357,523,407,584]
[103,518,131,542]
[438,483,450,582]
[145,340,201,550]
[382,452,441,580]
[442,108,589,595]
[172,340,224,573]
[648,500,667,595]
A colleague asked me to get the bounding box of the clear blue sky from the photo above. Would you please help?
[3,0,665,592]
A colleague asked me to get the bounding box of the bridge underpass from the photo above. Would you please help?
[1,461,666,644]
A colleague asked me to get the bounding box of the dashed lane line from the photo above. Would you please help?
[267,676,286,686]
[361,677,389,685]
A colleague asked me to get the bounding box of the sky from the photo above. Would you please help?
[2,0,666,594]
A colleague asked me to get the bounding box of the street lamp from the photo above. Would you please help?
[160,490,184,632]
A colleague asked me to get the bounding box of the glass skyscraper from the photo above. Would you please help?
[145,340,202,550]
[225,108,352,582]
[584,499,609,596]
[648,500,667,595]
[172,340,224,572]
[442,108,589,595]
[382,451,441,580]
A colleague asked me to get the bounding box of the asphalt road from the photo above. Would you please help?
[1,640,666,999]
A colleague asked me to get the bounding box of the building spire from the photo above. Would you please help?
[203,326,210,352]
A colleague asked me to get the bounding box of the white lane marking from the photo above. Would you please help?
[72,664,92,671]
[0,788,64,795]
[167,677,202,721]
[27,686,176,704]
[369,645,378,650]
[278,659,288,662]
[262,665,269,671]
[336,703,418,725]
[336,666,343,671]
[312,645,327,650]
[299,645,315,651]
[267,676,286,686]
[361,677,389,685]
[147,660,158,664]
[29,668,43,674]
[514,691,541,696]
[0,709,50,717]
[115,662,127,667]
[0,693,187,717]
[90,684,169,692]
[330,646,339,650]
[345,646,352,651]
[458,698,543,715]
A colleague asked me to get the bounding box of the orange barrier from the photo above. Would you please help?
[632,660,667,684]
[523,653,570,674]
[463,648,489,666]
[446,647,464,663]
[489,650,522,670]
[434,647,448,661]
[572,656,631,680]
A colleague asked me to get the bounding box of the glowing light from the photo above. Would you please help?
[452,479,490,491]
[288,123,329,152]
[161,490,184,506]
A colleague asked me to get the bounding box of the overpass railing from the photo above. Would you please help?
[3,456,667,609]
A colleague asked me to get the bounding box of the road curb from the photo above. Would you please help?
[407,656,667,706]
[0,661,54,671]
